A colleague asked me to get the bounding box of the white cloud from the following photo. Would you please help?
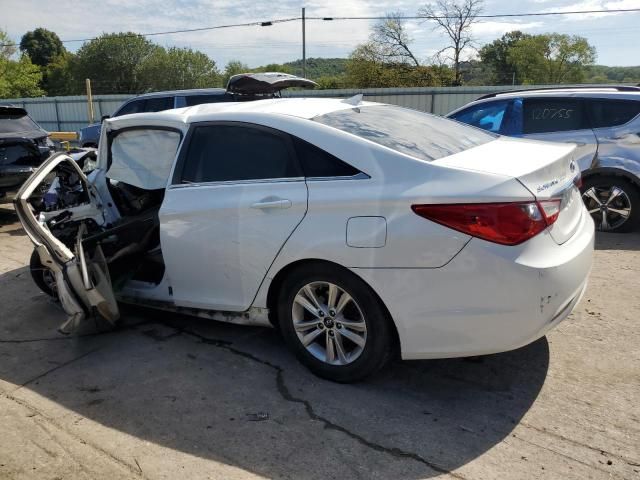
[472,20,543,37]
[541,0,640,19]
[1,0,638,67]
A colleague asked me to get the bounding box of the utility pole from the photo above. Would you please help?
[85,78,94,124]
[302,7,306,78]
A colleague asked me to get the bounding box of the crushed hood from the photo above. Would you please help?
[226,72,318,95]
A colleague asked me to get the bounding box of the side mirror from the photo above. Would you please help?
[101,115,110,122]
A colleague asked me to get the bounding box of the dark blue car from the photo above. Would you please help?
[78,73,317,147]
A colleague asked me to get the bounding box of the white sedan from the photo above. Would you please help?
[16,97,594,382]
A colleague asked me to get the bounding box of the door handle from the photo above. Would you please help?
[251,198,292,209]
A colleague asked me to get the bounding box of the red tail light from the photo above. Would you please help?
[412,200,561,246]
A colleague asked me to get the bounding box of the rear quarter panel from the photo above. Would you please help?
[252,138,536,309]
[591,116,640,183]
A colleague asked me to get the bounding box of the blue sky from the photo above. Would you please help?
[2,0,639,68]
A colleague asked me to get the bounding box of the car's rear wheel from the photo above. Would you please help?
[29,250,57,298]
[581,176,640,233]
[277,263,393,383]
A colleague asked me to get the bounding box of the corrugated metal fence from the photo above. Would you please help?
[1,85,578,132]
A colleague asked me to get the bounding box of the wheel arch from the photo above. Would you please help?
[582,167,640,191]
[265,258,401,356]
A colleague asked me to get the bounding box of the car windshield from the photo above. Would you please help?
[0,110,42,134]
[314,105,494,162]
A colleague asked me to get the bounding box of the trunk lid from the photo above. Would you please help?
[433,137,583,244]
[226,72,318,95]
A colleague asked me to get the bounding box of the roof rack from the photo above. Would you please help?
[476,85,640,100]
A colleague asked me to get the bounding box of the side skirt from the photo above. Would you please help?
[116,295,272,328]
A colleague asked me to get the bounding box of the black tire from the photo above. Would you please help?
[29,250,57,297]
[581,176,640,233]
[277,263,393,383]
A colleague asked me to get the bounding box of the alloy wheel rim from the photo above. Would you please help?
[291,281,367,366]
[582,185,631,231]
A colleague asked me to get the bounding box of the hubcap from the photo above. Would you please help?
[582,185,631,231]
[291,281,367,366]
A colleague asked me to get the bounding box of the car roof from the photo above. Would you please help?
[111,97,384,124]
[477,87,640,101]
[130,88,227,99]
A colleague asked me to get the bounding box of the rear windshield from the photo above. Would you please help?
[314,105,494,162]
[0,111,42,134]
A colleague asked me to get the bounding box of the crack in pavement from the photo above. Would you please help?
[15,347,104,392]
[519,420,640,467]
[506,432,628,479]
[169,324,468,480]
[0,318,160,344]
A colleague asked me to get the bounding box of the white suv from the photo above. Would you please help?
[448,86,640,232]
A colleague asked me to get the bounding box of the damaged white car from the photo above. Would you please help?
[16,98,594,382]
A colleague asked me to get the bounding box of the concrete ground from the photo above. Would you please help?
[0,203,638,480]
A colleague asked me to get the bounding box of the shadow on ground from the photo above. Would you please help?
[0,264,550,479]
[0,205,17,225]
[594,231,640,251]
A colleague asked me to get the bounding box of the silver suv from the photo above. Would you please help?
[448,86,640,232]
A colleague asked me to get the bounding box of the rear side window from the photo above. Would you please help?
[108,128,182,190]
[523,98,586,134]
[315,105,493,162]
[144,96,174,112]
[180,124,302,183]
[0,110,41,134]
[450,100,510,134]
[116,100,145,116]
[116,97,173,116]
[184,94,228,106]
[293,138,361,178]
[588,99,640,128]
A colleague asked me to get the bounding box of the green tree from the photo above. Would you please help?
[346,43,453,88]
[43,53,77,96]
[0,29,43,98]
[0,30,17,59]
[73,33,161,94]
[19,28,66,67]
[222,60,250,86]
[0,54,44,98]
[507,33,596,84]
[137,47,220,91]
[479,31,531,85]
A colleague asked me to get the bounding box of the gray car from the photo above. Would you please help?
[78,72,317,148]
[447,86,640,232]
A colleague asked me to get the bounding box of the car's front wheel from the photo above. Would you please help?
[29,250,57,297]
[277,263,393,383]
[581,176,640,232]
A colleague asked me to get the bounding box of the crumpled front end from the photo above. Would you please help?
[14,152,120,333]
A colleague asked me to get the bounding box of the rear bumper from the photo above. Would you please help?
[352,208,595,360]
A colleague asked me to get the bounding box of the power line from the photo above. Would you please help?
[1,8,639,48]
[308,8,640,20]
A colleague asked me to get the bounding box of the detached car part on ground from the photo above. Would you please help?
[447,86,640,233]
[78,72,318,148]
[16,98,594,383]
